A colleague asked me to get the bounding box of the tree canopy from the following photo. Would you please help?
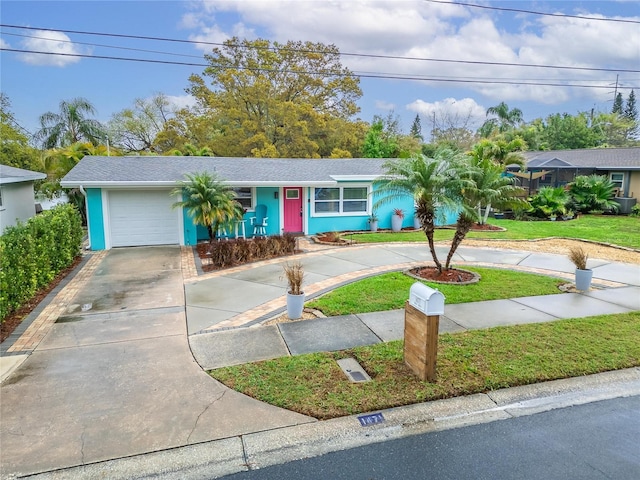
[186,38,363,158]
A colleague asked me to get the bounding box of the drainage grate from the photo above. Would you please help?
[337,357,372,383]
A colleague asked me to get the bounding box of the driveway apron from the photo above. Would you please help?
[0,247,312,478]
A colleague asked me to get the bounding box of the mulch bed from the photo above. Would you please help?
[0,256,83,343]
[469,223,505,231]
[408,266,479,284]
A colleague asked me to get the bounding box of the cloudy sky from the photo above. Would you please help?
[1,0,638,139]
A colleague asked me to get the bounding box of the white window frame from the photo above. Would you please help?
[232,187,256,211]
[609,172,625,190]
[311,184,370,217]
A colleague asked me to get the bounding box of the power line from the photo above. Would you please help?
[1,24,638,74]
[3,47,637,90]
[426,0,640,24]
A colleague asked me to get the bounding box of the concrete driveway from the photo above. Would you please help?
[0,247,312,478]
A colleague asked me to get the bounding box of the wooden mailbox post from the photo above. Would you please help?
[404,283,445,382]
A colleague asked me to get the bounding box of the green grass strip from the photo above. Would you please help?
[307,267,564,316]
[352,215,640,249]
[210,312,640,420]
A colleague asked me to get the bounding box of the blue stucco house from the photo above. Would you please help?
[61,156,457,250]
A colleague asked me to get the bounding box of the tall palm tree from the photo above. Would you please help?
[486,102,523,132]
[171,171,242,240]
[374,150,466,273]
[35,98,106,149]
[480,102,524,137]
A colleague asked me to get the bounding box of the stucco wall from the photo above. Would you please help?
[0,182,37,234]
[627,171,640,199]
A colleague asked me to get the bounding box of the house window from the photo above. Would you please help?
[610,172,624,190]
[233,187,254,210]
[312,186,369,216]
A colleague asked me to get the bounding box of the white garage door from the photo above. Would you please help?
[108,190,179,247]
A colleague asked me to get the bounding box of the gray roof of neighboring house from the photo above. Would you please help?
[61,156,389,187]
[0,164,46,184]
[523,147,640,170]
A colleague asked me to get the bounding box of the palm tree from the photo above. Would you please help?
[35,98,106,149]
[465,145,526,224]
[480,102,524,136]
[171,171,242,240]
[374,149,465,273]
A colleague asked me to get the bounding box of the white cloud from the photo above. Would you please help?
[0,38,10,49]
[164,94,197,110]
[180,1,639,106]
[19,30,84,67]
[407,97,486,129]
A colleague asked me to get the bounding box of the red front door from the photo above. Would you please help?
[283,187,303,233]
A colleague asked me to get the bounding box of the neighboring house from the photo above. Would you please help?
[518,147,640,199]
[61,156,458,250]
[0,164,46,234]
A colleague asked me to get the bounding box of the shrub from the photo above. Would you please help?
[528,187,570,219]
[0,204,83,321]
[204,234,297,269]
[629,204,640,218]
[568,174,619,214]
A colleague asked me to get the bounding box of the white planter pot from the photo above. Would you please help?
[286,292,305,319]
[369,221,378,232]
[391,215,403,232]
[575,268,593,291]
[413,217,421,229]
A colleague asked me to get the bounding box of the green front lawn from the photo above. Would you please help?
[210,311,640,419]
[307,267,564,316]
[351,215,640,249]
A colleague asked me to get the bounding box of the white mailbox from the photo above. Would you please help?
[409,283,445,315]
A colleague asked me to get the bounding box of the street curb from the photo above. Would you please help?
[20,367,640,480]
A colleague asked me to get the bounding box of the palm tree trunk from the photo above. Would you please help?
[421,209,443,274]
[445,213,474,270]
[483,202,492,224]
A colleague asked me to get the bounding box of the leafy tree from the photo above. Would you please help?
[108,93,174,153]
[590,112,635,147]
[540,112,601,150]
[0,94,39,171]
[362,118,399,158]
[171,172,243,240]
[568,175,619,214]
[374,150,467,273]
[38,142,112,199]
[35,98,106,149]
[410,114,423,140]
[187,38,362,158]
[623,90,638,138]
[170,143,213,156]
[612,93,624,114]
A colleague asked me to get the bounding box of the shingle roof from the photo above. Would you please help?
[523,147,640,169]
[60,156,389,187]
[0,164,46,184]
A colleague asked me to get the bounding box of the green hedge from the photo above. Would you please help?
[0,204,83,322]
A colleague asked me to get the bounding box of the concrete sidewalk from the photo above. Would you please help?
[190,286,640,370]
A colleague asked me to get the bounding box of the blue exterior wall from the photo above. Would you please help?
[183,182,461,242]
[85,188,105,250]
[254,187,281,235]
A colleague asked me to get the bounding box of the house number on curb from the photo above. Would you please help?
[358,413,385,427]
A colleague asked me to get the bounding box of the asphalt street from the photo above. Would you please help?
[222,396,640,480]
